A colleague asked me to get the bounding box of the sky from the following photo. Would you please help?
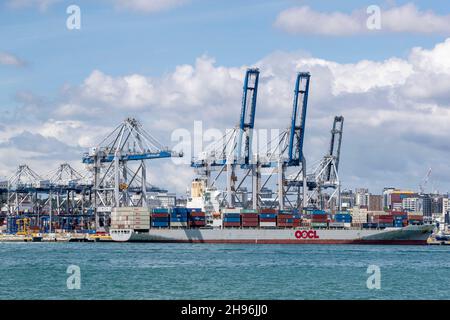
[1,0,450,195]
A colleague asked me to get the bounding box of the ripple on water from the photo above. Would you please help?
[0,243,449,300]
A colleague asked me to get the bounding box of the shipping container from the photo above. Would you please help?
[152,208,170,214]
[329,222,345,228]
[170,222,188,227]
[260,208,277,214]
[223,222,240,227]
[259,218,276,223]
[311,222,328,228]
[241,213,258,219]
[260,222,277,228]
[151,222,169,228]
[241,209,258,214]
[259,213,277,219]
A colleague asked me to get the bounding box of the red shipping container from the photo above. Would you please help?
[223,222,240,227]
[278,214,295,219]
[260,209,277,213]
[241,214,258,219]
[260,218,276,222]
[190,212,206,217]
[189,221,206,226]
[242,222,258,227]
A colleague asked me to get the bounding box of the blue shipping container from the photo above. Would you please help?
[260,213,277,219]
[152,222,169,227]
[223,217,240,222]
[224,213,241,218]
[153,208,170,213]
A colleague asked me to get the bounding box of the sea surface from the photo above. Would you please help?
[0,243,448,300]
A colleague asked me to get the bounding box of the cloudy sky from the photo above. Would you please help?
[1,0,450,195]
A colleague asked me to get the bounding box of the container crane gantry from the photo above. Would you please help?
[83,117,182,228]
[191,68,260,209]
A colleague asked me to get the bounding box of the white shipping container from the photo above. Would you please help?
[170,222,188,227]
[260,222,276,227]
[98,206,112,213]
[222,208,242,214]
[329,222,344,228]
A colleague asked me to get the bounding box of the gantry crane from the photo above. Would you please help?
[82,117,182,228]
[306,116,344,210]
[259,72,311,210]
[191,68,260,209]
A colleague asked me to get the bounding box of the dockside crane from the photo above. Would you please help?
[257,72,311,210]
[191,68,260,209]
[82,117,182,228]
[306,115,344,210]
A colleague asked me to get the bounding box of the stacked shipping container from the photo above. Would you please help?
[259,209,277,228]
[223,209,241,227]
[151,208,170,228]
[170,207,189,227]
[241,209,259,228]
[189,208,206,228]
[311,210,328,228]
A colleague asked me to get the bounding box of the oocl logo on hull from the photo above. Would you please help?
[295,230,319,239]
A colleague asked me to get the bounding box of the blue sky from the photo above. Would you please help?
[1,0,450,194]
[1,0,449,98]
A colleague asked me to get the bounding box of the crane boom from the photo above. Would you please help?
[326,116,344,181]
[287,72,310,166]
[236,68,260,166]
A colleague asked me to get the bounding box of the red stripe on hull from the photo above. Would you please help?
[130,239,428,245]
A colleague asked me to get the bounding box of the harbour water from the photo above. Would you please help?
[0,243,448,300]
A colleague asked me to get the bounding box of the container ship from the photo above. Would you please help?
[110,183,434,245]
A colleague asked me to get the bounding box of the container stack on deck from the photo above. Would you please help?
[407,213,424,225]
[188,208,206,228]
[367,212,394,228]
[311,210,328,228]
[111,207,150,230]
[259,209,277,228]
[329,212,352,228]
[392,211,408,227]
[151,208,170,228]
[170,207,189,228]
[222,209,241,228]
[277,210,301,228]
[240,209,259,228]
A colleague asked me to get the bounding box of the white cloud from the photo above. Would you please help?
[3,38,450,193]
[0,52,25,67]
[274,3,450,36]
[112,0,188,13]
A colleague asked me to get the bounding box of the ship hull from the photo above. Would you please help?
[110,225,433,245]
